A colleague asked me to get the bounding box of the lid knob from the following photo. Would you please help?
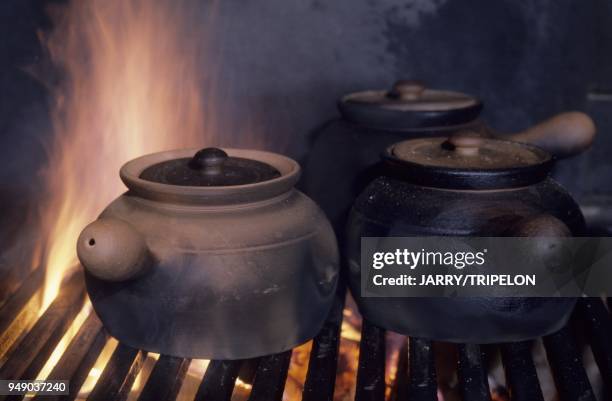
[387,80,426,100]
[189,147,228,174]
[444,133,484,156]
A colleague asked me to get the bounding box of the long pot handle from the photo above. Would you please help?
[505,111,596,159]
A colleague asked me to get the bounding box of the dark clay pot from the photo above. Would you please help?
[301,80,595,241]
[301,81,483,235]
[77,148,339,359]
[346,136,585,343]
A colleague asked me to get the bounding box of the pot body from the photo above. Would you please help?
[346,176,584,342]
[301,119,482,235]
[85,188,339,359]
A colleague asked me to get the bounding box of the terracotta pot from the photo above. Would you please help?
[77,147,339,359]
[346,135,585,343]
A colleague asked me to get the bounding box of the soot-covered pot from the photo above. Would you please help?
[346,135,586,343]
[302,80,595,240]
[302,80,483,234]
[76,147,339,359]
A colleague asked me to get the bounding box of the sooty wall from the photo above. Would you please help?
[1,0,611,209]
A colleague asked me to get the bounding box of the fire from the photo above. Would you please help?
[28,0,393,398]
[37,0,222,307]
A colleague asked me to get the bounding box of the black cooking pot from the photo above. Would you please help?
[301,80,595,241]
[346,135,586,342]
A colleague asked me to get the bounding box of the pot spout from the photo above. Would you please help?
[77,217,151,281]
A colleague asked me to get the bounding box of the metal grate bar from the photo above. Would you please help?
[578,298,612,392]
[0,272,85,396]
[87,344,147,401]
[543,325,596,401]
[500,341,544,401]
[355,320,386,401]
[33,312,107,401]
[301,320,341,401]
[406,338,437,401]
[137,356,191,401]
[194,359,244,401]
[302,291,345,401]
[457,344,492,401]
[248,350,292,401]
[0,268,44,359]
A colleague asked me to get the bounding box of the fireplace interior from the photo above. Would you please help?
[1,1,612,400]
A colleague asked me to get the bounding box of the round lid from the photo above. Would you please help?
[139,147,281,186]
[383,134,554,189]
[338,80,482,130]
[120,148,299,205]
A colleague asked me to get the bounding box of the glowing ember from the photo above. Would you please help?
[36,0,222,307]
[77,336,119,398]
[284,341,312,400]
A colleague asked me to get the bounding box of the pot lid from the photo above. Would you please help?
[139,147,281,186]
[383,134,554,189]
[338,80,483,130]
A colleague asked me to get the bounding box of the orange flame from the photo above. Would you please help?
[32,1,373,399]
[37,0,224,307]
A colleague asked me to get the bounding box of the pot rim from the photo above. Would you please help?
[382,139,555,190]
[120,148,300,205]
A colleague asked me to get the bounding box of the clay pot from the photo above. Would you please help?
[301,80,595,241]
[346,135,586,343]
[77,147,339,359]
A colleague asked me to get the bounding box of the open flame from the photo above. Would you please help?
[37,0,221,307]
[30,0,374,398]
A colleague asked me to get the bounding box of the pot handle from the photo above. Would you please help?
[77,217,151,281]
[505,112,596,159]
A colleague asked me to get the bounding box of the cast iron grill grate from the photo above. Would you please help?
[0,268,609,401]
